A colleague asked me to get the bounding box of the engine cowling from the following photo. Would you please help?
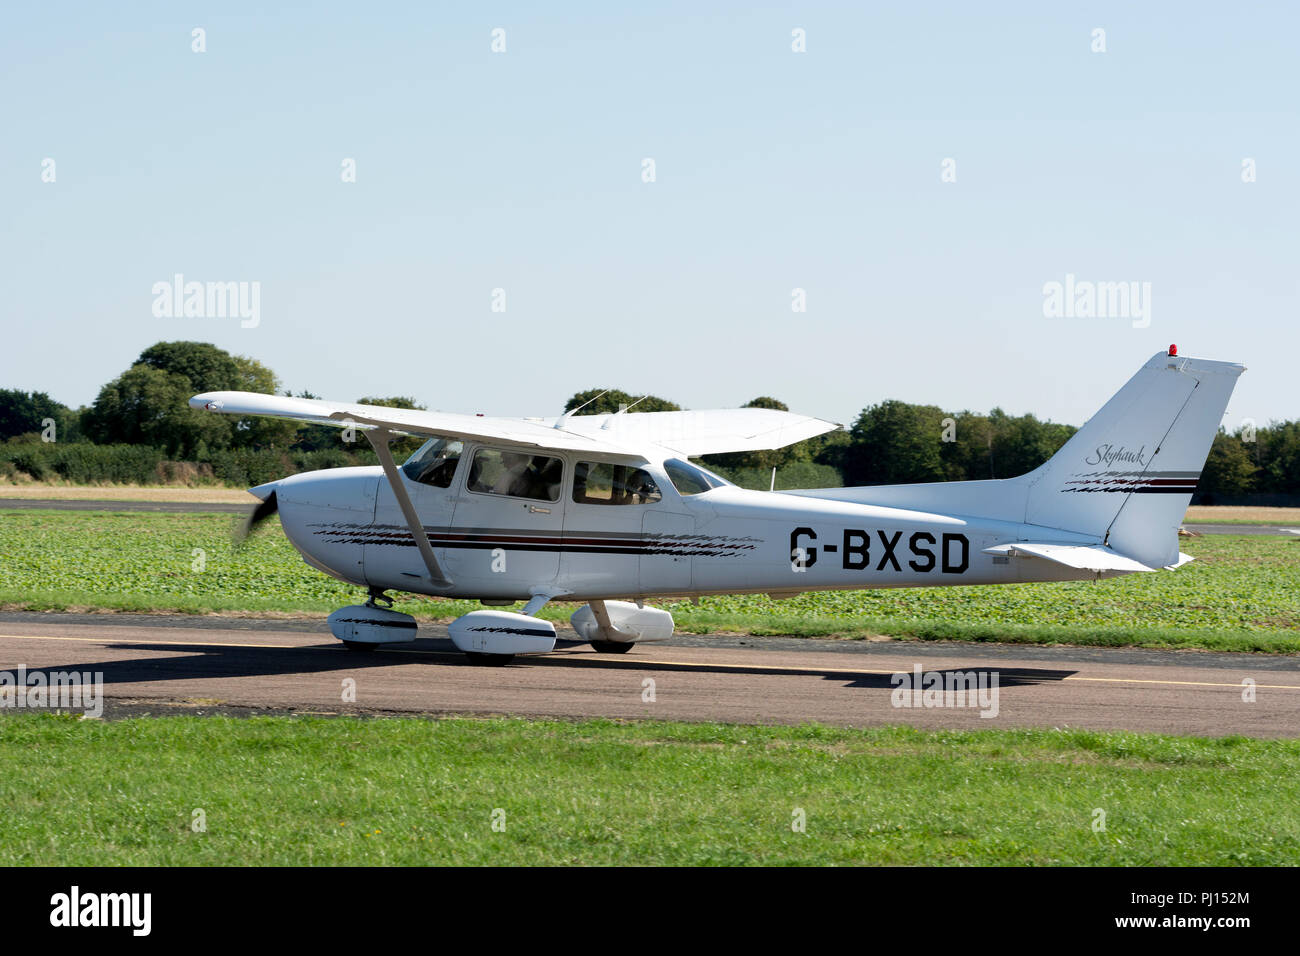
[570,601,674,644]
[327,605,418,644]
[448,610,557,656]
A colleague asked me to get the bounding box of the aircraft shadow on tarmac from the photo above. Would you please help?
[17,638,1076,690]
[832,667,1076,689]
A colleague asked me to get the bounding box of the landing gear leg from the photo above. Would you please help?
[588,599,636,653]
[570,600,674,652]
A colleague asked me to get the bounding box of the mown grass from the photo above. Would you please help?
[1184,519,1299,526]
[0,510,1297,652]
[0,714,1296,866]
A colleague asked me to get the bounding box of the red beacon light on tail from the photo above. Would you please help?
[1168,344,1178,356]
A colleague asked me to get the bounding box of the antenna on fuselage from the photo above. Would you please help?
[602,394,649,429]
[556,389,610,428]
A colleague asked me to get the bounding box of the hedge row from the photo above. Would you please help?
[1,442,844,491]
[709,461,843,491]
[0,440,856,492]
[0,442,376,487]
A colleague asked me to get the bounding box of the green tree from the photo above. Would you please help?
[83,364,228,457]
[84,341,292,454]
[357,396,423,410]
[740,396,788,412]
[807,427,851,474]
[939,411,993,481]
[1198,430,1258,498]
[0,390,75,442]
[1255,420,1300,495]
[986,409,1075,478]
[843,400,948,485]
[138,341,241,394]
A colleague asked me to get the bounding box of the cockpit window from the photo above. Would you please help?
[573,462,662,505]
[467,447,563,502]
[695,462,732,487]
[401,437,463,488]
[663,458,728,496]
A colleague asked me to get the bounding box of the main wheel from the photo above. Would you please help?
[590,641,635,654]
[465,652,515,666]
[342,641,381,652]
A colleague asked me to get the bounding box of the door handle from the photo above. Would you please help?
[529,506,551,514]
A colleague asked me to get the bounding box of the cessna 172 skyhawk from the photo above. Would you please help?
[191,347,1241,664]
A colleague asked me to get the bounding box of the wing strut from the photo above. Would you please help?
[364,427,453,589]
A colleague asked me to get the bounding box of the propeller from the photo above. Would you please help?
[234,490,278,548]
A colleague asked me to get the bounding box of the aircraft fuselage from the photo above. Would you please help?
[271,457,1111,605]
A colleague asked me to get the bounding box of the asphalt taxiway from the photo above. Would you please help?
[0,612,1295,737]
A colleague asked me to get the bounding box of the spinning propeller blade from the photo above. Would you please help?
[234,490,278,548]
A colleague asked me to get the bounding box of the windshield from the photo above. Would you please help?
[663,458,729,496]
[401,437,463,488]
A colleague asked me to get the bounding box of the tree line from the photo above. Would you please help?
[2,341,1296,501]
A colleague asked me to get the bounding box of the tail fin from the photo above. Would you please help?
[787,350,1245,569]
[1022,350,1244,567]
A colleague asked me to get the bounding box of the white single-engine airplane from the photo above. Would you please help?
[191,346,1242,664]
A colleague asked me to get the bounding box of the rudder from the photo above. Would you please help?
[1023,350,1245,568]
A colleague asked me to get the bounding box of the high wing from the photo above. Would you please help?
[190,391,623,454]
[541,408,841,457]
[189,391,840,457]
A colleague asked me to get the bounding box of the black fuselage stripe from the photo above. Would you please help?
[312,528,750,556]
[319,539,737,556]
[1060,489,1190,496]
[331,617,418,628]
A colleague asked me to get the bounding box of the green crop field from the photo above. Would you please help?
[1,714,1296,866]
[0,510,1297,652]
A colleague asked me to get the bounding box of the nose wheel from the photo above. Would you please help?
[328,589,418,650]
[341,590,396,652]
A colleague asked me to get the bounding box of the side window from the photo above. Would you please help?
[401,438,463,488]
[663,458,725,496]
[467,448,563,502]
[573,462,662,505]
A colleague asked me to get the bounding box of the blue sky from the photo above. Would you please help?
[2,2,1296,430]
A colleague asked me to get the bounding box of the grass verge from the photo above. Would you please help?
[1,713,1295,865]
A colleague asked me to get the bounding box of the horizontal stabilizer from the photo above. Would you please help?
[982,542,1156,573]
